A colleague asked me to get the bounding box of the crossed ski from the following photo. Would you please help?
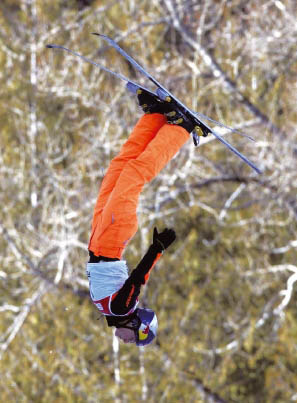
[47,34,262,174]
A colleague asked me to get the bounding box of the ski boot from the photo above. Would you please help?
[137,89,173,115]
[137,89,207,146]
[165,106,207,145]
[165,108,196,133]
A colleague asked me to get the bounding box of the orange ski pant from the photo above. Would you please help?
[88,114,190,259]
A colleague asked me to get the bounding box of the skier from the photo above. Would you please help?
[86,91,197,346]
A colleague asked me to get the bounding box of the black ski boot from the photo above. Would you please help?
[165,109,196,133]
[165,107,206,146]
[137,89,173,115]
[137,89,205,146]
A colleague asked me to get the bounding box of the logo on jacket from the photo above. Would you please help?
[96,302,103,311]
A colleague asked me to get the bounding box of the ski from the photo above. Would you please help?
[46,44,158,96]
[46,42,254,142]
[93,34,261,174]
[46,36,262,174]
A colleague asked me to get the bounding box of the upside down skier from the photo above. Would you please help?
[86,91,197,346]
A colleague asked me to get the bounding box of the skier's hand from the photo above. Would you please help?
[153,227,176,251]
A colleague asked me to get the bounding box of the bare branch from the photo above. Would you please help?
[162,0,286,138]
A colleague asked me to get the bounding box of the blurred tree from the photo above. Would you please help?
[0,0,296,401]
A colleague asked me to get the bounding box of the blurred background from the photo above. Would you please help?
[0,0,296,402]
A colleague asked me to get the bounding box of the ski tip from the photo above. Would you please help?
[91,32,103,37]
[46,44,54,48]
[247,163,263,175]
[92,33,111,42]
[255,167,263,175]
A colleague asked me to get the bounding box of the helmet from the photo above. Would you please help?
[110,308,158,346]
[134,308,158,346]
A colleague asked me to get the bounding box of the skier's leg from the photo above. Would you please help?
[90,114,166,232]
[89,124,190,258]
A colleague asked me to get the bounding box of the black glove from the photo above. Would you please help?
[153,227,176,251]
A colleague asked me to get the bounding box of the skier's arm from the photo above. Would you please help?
[110,243,163,315]
[110,228,176,315]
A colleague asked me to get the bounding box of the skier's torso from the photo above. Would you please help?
[92,293,139,316]
[86,260,128,300]
[86,260,139,316]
